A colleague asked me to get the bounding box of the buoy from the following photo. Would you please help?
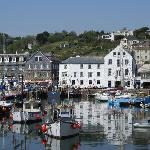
[76,122,81,129]
[42,138,47,145]
[41,124,47,133]
[35,114,41,120]
[71,123,77,129]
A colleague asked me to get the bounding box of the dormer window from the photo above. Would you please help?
[35,56,42,61]
[113,52,116,56]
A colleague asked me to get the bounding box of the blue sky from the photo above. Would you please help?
[0,0,150,36]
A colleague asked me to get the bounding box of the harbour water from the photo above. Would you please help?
[0,98,150,150]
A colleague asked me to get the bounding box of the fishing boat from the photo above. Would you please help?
[11,99,42,123]
[133,120,150,128]
[41,103,81,139]
[0,95,13,114]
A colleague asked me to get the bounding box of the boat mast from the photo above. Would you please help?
[1,33,6,95]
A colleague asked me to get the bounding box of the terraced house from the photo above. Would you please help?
[59,44,136,89]
[24,51,60,85]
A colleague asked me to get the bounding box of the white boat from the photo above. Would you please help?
[94,92,110,101]
[11,99,42,123]
[0,98,13,114]
[133,120,150,128]
[115,91,135,99]
[41,104,81,138]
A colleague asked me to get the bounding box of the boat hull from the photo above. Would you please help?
[46,121,79,139]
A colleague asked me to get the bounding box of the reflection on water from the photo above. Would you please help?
[0,99,150,150]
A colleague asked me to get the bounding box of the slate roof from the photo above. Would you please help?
[61,56,104,64]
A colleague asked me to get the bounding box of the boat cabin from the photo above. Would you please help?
[23,101,41,112]
[53,105,74,121]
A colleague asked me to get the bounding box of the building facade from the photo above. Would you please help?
[0,52,29,83]
[59,45,136,89]
[24,51,60,85]
[104,45,136,89]
[59,56,104,88]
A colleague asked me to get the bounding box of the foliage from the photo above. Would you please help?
[0,29,126,60]
[133,27,150,39]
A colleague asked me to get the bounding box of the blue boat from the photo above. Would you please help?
[108,97,144,107]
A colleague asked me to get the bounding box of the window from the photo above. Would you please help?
[137,56,139,59]
[118,52,120,56]
[80,64,83,69]
[64,65,67,69]
[116,70,121,76]
[80,80,83,85]
[125,59,129,65]
[108,59,112,65]
[97,80,100,84]
[108,69,111,76]
[125,69,128,76]
[108,81,111,87]
[97,72,100,77]
[39,57,42,61]
[80,72,83,77]
[89,80,92,84]
[117,59,120,67]
[72,80,75,85]
[97,64,100,69]
[88,72,92,77]
[88,64,91,69]
[74,72,77,77]
[113,52,116,56]
[145,56,147,59]
[35,57,38,61]
[123,52,126,56]
[12,57,16,62]
[47,64,49,69]
[47,72,49,77]
[62,72,67,77]
[34,72,37,77]
[40,64,43,69]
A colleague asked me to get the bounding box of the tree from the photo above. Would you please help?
[36,31,49,45]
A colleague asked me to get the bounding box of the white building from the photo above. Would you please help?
[59,56,104,88]
[104,45,136,89]
[59,45,136,89]
[102,28,133,41]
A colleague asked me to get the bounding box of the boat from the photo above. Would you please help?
[11,99,43,123]
[108,97,144,107]
[0,95,13,114]
[41,103,81,139]
[133,120,150,128]
[94,92,110,101]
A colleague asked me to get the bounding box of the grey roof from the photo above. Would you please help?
[125,35,138,41]
[61,56,104,64]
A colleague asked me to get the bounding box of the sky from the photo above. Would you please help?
[0,0,150,37]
